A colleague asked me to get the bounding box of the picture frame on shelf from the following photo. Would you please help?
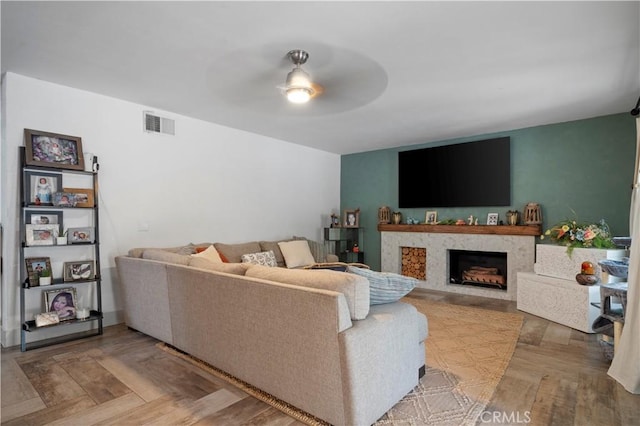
[44,287,77,321]
[63,188,94,208]
[343,209,360,228]
[25,171,62,206]
[425,211,438,224]
[25,224,58,246]
[25,257,52,287]
[63,261,95,282]
[24,129,85,171]
[487,213,499,226]
[26,209,63,229]
[68,227,94,244]
[52,192,77,207]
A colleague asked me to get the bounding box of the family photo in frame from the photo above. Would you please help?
[68,227,94,244]
[24,129,85,171]
[63,188,94,208]
[25,257,52,287]
[26,209,63,228]
[425,211,438,225]
[63,261,94,281]
[44,287,77,321]
[25,224,59,246]
[52,192,77,207]
[343,209,360,228]
[25,171,62,206]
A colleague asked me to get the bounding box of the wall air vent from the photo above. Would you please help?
[143,111,175,135]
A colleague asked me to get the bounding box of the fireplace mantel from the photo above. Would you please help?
[378,224,541,236]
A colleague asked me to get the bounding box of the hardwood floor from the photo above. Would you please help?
[2,289,639,425]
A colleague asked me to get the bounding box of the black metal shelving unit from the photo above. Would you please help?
[19,147,103,351]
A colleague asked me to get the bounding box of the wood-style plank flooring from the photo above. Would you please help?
[2,288,639,425]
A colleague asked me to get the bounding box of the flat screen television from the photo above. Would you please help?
[398,137,511,208]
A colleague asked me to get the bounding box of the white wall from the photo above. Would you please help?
[1,72,341,347]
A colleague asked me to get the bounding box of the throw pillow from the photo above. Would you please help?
[347,266,418,305]
[278,240,316,268]
[241,250,277,267]
[191,245,223,263]
[259,239,293,267]
[293,236,329,263]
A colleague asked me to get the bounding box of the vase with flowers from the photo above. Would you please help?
[540,218,616,256]
[536,217,625,282]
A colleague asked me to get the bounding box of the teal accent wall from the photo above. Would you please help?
[341,113,636,271]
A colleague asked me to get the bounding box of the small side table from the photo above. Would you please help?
[599,282,628,354]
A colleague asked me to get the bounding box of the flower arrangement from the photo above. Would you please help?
[541,218,616,254]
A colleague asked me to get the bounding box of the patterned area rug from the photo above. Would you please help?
[159,297,523,426]
[376,297,523,425]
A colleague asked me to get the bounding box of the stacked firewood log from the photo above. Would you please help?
[462,266,505,287]
[401,247,426,280]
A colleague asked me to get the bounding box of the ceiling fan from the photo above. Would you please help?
[205,44,387,114]
[280,49,324,104]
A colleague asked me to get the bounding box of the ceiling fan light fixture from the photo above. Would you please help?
[285,67,314,103]
[286,87,312,104]
[284,49,315,104]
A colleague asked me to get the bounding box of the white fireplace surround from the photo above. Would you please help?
[381,230,536,300]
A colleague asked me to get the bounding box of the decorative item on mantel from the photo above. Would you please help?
[330,213,340,228]
[392,211,402,225]
[506,210,519,226]
[523,202,542,225]
[378,206,391,224]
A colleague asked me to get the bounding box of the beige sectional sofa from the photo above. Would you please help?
[115,239,428,426]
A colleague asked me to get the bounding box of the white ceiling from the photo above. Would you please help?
[2,1,639,155]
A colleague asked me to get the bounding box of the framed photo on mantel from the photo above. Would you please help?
[425,211,438,225]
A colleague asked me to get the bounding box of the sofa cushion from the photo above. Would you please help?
[191,245,223,263]
[246,264,370,320]
[188,256,250,275]
[259,240,292,267]
[241,250,277,267]
[214,241,262,263]
[347,266,418,305]
[129,243,198,258]
[293,236,330,263]
[278,240,316,268]
[142,249,191,265]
